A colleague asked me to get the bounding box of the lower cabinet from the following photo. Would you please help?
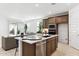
[46,37,58,56]
[22,37,58,56]
[46,38,52,56]
[52,38,56,52]
[22,42,36,56]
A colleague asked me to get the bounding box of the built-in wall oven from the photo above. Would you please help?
[48,24,57,35]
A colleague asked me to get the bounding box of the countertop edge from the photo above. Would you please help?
[22,35,58,44]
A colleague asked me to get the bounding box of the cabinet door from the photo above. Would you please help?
[56,15,68,24]
[46,38,52,56]
[46,37,58,56]
[61,15,68,23]
[52,38,56,52]
[43,19,48,28]
[48,17,56,24]
[22,42,36,56]
[55,37,58,48]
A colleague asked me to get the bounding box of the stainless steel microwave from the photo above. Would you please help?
[48,24,57,34]
[48,24,56,29]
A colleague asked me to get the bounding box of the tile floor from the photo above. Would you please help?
[0,42,79,56]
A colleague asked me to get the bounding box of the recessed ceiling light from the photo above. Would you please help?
[51,3,56,5]
[35,4,39,7]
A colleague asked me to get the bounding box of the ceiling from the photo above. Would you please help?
[0,3,78,22]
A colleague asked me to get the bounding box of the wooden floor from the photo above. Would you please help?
[0,42,79,56]
[52,42,79,56]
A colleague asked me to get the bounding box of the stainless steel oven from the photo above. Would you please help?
[48,24,57,35]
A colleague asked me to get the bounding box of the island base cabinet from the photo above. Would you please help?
[46,37,58,56]
[22,42,36,56]
[22,36,58,56]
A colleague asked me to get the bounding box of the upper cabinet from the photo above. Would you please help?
[48,15,68,24]
[55,15,68,24]
[48,17,56,24]
[43,15,68,28]
[43,19,48,28]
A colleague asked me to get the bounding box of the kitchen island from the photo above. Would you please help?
[15,34,58,56]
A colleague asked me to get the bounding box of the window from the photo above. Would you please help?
[9,23,17,35]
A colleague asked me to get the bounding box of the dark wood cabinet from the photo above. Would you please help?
[46,37,58,56]
[52,38,56,52]
[48,17,56,24]
[43,19,48,28]
[46,38,52,56]
[22,42,36,56]
[22,36,58,56]
[55,37,58,48]
[43,15,68,26]
[55,15,68,24]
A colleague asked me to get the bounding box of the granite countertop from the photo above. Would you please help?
[15,34,58,44]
